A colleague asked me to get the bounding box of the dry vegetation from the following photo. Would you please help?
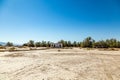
[0,48,120,80]
[4,53,24,57]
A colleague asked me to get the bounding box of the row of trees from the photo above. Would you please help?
[58,37,120,48]
[23,40,51,47]
[1,37,120,48]
[1,42,14,47]
[22,40,81,47]
[22,37,120,48]
[81,37,120,48]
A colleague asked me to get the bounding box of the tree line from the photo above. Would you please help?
[2,37,120,48]
[22,37,120,48]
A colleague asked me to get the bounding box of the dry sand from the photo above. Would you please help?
[0,48,120,80]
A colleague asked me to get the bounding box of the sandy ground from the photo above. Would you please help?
[0,48,120,80]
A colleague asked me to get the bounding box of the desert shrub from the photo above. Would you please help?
[63,47,72,49]
[58,49,61,52]
[0,50,5,52]
[0,46,6,49]
[9,47,16,52]
[23,46,28,48]
[108,48,119,51]
[98,48,119,51]
[4,53,24,57]
[18,46,24,48]
[86,48,91,50]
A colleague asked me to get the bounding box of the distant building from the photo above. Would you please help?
[51,43,63,48]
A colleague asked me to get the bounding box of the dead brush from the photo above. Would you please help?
[9,47,16,52]
[0,46,6,49]
[4,53,24,57]
[58,49,61,52]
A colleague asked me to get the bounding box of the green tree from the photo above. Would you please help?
[81,37,94,48]
[76,42,80,47]
[41,41,47,47]
[6,42,13,47]
[35,42,41,47]
[67,41,72,47]
[73,41,77,47]
[28,40,35,47]
[46,41,51,47]
[93,40,108,48]
[58,40,65,47]
[64,41,68,47]
[116,41,120,48]
[106,39,117,48]
[23,43,28,46]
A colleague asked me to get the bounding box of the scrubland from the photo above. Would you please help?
[0,48,120,80]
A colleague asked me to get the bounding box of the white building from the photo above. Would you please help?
[51,43,63,48]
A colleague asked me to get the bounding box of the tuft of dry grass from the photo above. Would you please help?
[0,50,5,52]
[4,53,24,57]
[9,47,16,52]
[0,46,6,49]
[98,48,119,51]
[0,46,6,52]
[58,49,61,52]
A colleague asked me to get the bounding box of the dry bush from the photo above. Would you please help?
[9,47,16,52]
[58,49,61,52]
[18,46,24,48]
[0,46,6,49]
[4,53,24,57]
[63,47,73,49]
[108,48,119,51]
[22,46,29,48]
[79,47,82,49]
[0,46,6,52]
[0,50,5,52]
[98,48,119,51]
[86,48,91,50]
[83,48,92,50]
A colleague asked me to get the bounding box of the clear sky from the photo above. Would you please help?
[0,0,120,43]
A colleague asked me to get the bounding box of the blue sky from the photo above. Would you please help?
[0,0,120,43]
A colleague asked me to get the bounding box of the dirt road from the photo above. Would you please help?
[0,48,120,80]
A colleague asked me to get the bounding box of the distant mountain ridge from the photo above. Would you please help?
[0,42,6,45]
[0,42,22,46]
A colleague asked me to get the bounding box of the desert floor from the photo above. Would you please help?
[0,48,120,80]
